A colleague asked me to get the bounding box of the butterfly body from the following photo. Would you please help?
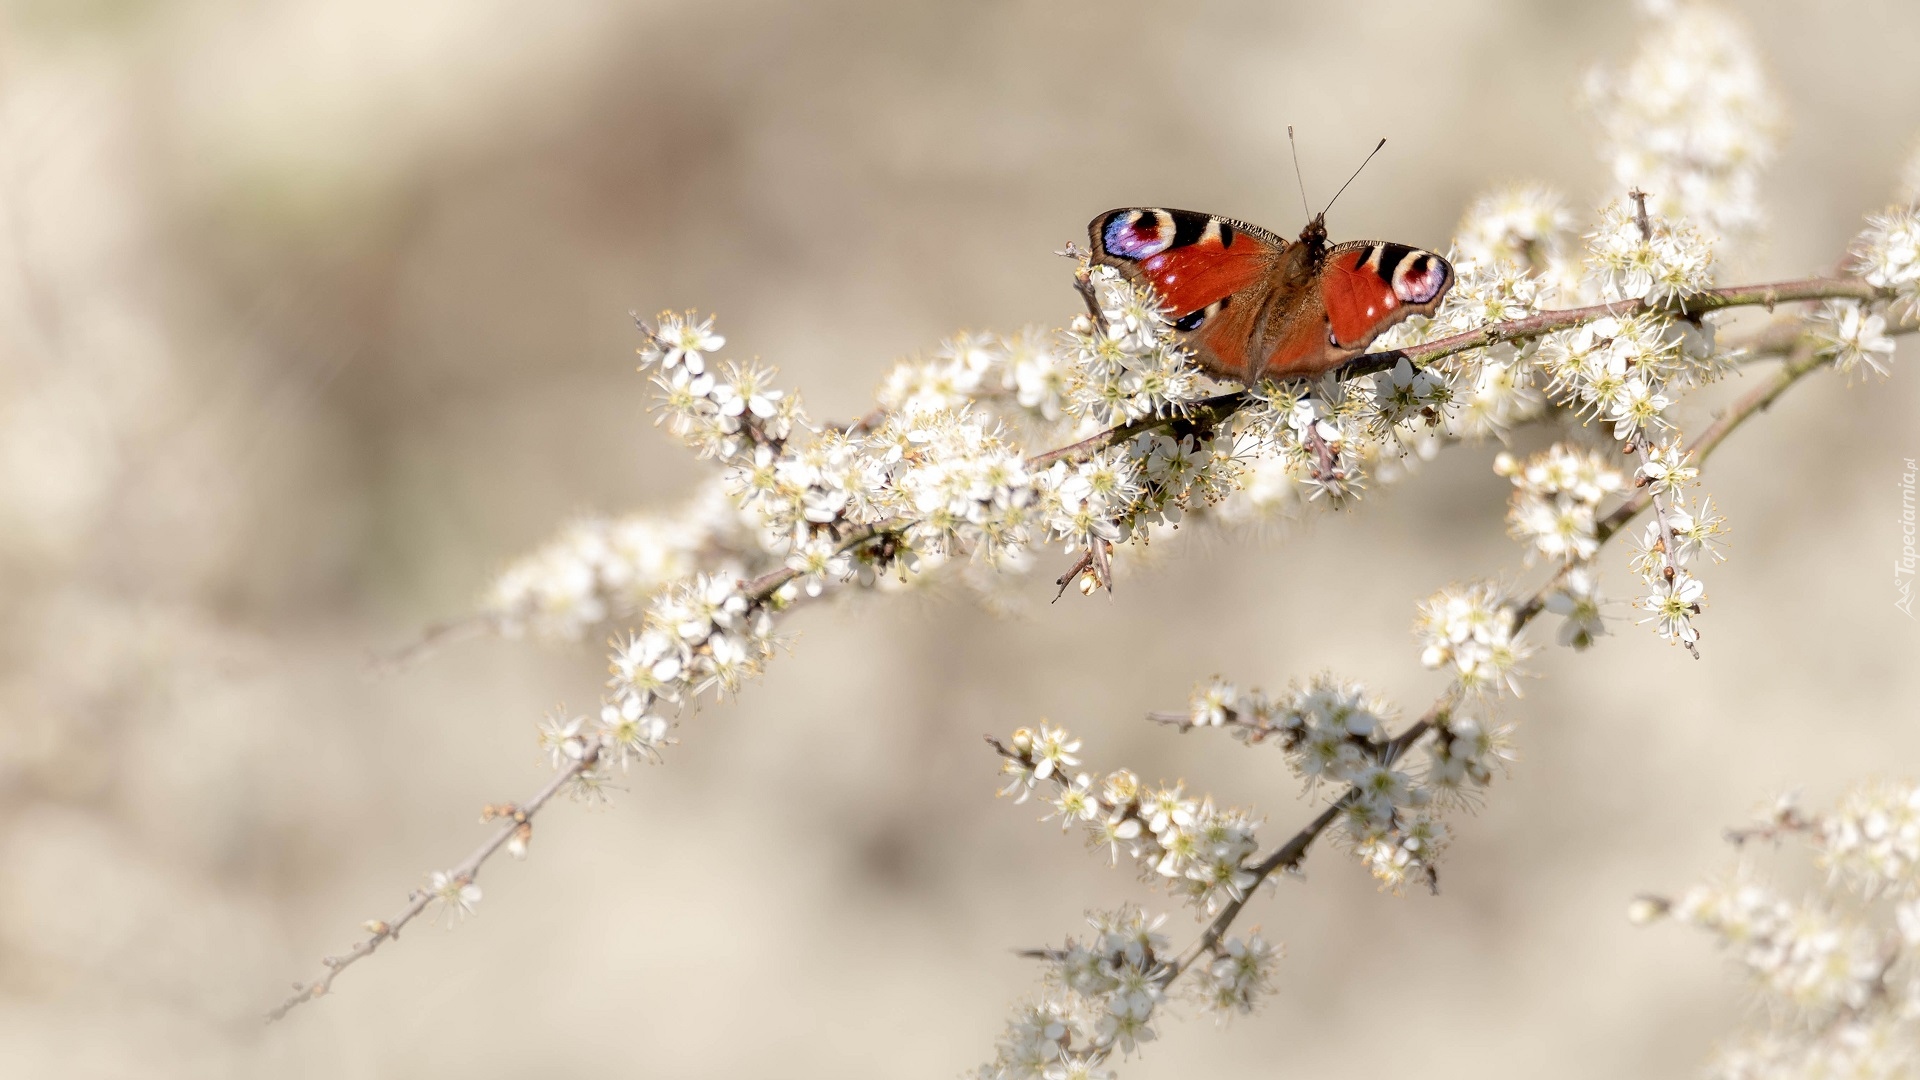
[1088,207,1453,384]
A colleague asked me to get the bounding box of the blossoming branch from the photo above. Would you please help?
[271,10,1920,1080]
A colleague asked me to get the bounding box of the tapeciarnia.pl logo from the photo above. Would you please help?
[1900,457,1917,618]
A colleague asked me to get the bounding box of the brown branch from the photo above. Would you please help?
[320,269,1901,1022]
[1383,277,1890,371]
[367,613,497,677]
[267,751,595,1022]
[408,276,1897,663]
[1149,335,1856,995]
[1031,276,1896,472]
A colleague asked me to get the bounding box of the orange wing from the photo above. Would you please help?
[1322,242,1453,350]
[1088,208,1286,380]
[1260,241,1455,380]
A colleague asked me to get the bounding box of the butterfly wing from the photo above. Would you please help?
[1088,208,1290,381]
[1258,240,1454,380]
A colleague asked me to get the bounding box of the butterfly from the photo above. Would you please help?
[1086,206,1454,384]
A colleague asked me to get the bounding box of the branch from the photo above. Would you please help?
[1149,337,1852,997]
[1035,275,1896,470]
[368,613,497,676]
[267,751,596,1022]
[319,269,1901,1023]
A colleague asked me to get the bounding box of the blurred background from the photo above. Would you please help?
[2,0,1918,1076]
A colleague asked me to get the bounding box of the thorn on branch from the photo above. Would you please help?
[1052,538,1114,600]
[1146,710,1194,732]
[1052,552,1093,602]
[1072,259,1104,330]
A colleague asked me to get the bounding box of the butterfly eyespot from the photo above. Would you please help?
[1104,209,1176,259]
[1391,252,1452,305]
[1173,296,1227,333]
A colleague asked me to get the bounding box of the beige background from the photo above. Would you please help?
[1,1,1917,1076]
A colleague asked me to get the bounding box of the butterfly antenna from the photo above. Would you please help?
[1323,137,1386,217]
[1287,125,1312,221]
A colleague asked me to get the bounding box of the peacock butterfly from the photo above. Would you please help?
[1086,205,1453,384]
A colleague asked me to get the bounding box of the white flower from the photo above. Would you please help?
[1031,724,1082,781]
[1583,2,1780,242]
[1545,568,1609,648]
[1371,357,1453,428]
[1820,780,1920,898]
[1049,774,1102,830]
[1605,374,1673,441]
[598,699,670,768]
[648,312,725,375]
[1194,932,1281,1015]
[1638,568,1705,646]
[1853,206,1920,301]
[1452,183,1577,277]
[710,363,785,421]
[1810,299,1897,378]
[1638,439,1698,496]
[1413,582,1531,697]
[1189,677,1237,727]
[1585,198,1716,304]
[536,710,591,767]
[785,535,850,597]
[428,871,482,924]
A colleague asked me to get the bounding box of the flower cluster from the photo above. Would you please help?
[1583,0,1780,244]
[974,904,1283,1080]
[1125,430,1243,532]
[1240,377,1379,503]
[870,408,1036,561]
[644,312,802,462]
[878,329,1076,430]
[1188,930,1280,1016]
[1035,448,1140,561]
[1498,443,1627,564]
[1451,183,1579,287]
[1851,205,1920,322]
[1636,784,1920,1080]
[1585,197,1717,305]
[995,725,1264,915]
[484,479,770,642]
[1370,262,1549,443]
[1413,581,1530,699]
[1628,439,1725,651]
[1422,706,1518,801]
[1537,313,1696,437]
[1821,780,1920,898]
[1064,266,1209,427]
[591,572,776,770]
[1524,237,1730,655]
[1660,873,1885,1016]
[1167,673,1485,892]
[975,903,1279,1080]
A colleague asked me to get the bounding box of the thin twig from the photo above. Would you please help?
[367,613,497,676]
[296,270,1898,1022]
[1146,339,1852,995]
[1037,276,1894,472]
[268,751,595,1022]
